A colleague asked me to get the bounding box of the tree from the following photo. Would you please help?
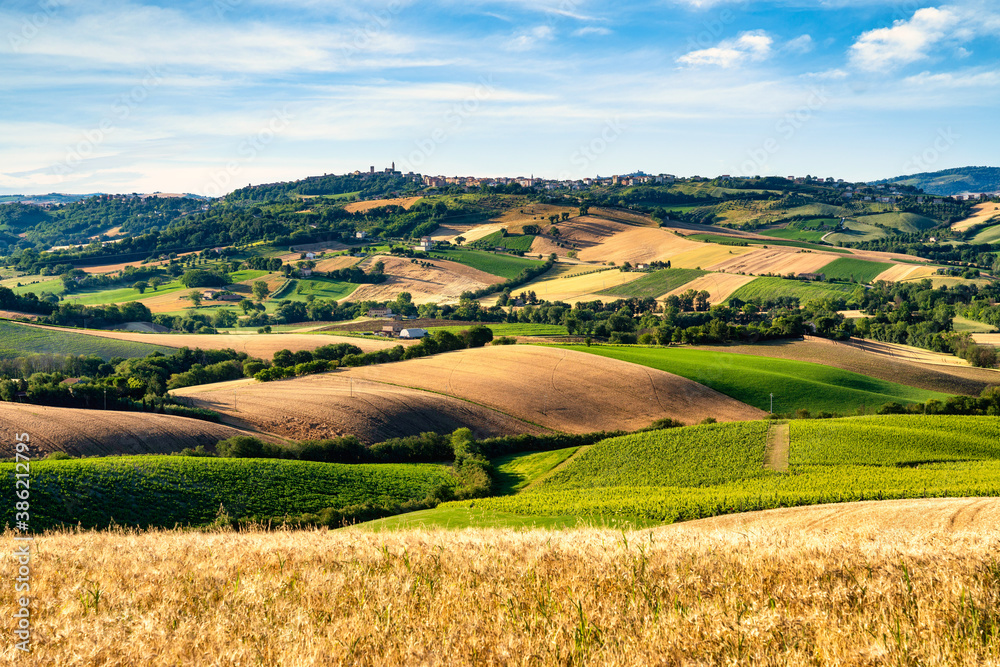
[189,291,203,307]
[149,277,162,291]
[132,281,148,294]
[252,281,270,301]
[239,298,254,314]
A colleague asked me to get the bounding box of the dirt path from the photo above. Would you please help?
[523,445,591,491]
[763,421,789,472]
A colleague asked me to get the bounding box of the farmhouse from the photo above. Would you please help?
[415,236,433,252]
[399,328,428,339]
[355,230,368,239]
[299,268,312,277]
[304,252,317,260]
[202,290,217,300]
[367,307,394,318]
[382,323,404,335]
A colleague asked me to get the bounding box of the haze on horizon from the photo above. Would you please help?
[2,0,999,196]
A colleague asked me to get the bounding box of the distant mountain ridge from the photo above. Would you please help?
[875,166,1000,196]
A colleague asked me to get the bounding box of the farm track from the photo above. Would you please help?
[522,445,592,491]
[763,421,790,472]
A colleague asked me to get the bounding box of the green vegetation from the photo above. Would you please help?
[818,257,894,283]
[1,456,456,530]
[0,320,170,359]
[492,447,580,494]
[857,211,938,234]
[758,219,835,243]
[727,276,855,303]
[283,277,360,302]
[430,248,544,279]
[428,323,567,337]
[446,416,1000,525]
[597,268,707,298]
[469,230,536,252]
[561,345,946,415]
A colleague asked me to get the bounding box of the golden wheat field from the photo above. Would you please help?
[873,263,939,283]
[5,497,1000,665]
[666,244,755,270]
[517,268,640,302]
[664,272,757,304]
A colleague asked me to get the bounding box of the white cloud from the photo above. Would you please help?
[677,30,773,68]
[849,6,961,71]
[505,25,554,51]
[785,34,814,54]
[573,26,612,37]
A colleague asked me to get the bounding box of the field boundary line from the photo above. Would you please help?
[521,445,590,492]
[763,421,790,472]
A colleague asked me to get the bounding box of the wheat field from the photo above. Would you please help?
[5,498,1000,665]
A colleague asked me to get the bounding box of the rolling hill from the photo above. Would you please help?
[878,166,1000,196]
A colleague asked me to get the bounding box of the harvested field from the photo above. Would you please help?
[692,338,998,396]
[175,346,761,440]
[667,244,755,270]
[577,226,702,265]
[343,196,422,213]
[319,318,478,333]
[519,268,641,302]
[173,376,546,443]
[706,247,837,275]
[491,203,578,230]
[972,333,1000,346]
[312,255,360,272]
[664,272,756,304]
[347,256,502,304]
[13,323,404,356]
[817,336,972,367]
[951,202,1000,232]
[78,251,197,275]
[15,499,1000,664]
[442,222,509,244]
[588,206,657,226]
[0,403,267,457]
[873,263,939,282]
[0,309,38,321]
[343,346,763,431]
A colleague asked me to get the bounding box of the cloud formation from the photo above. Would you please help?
[678,30,773,68]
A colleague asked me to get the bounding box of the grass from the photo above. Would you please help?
[469,230,537,252]
[818,257,894,283]
[686,233,850,253]
[559,344,946,415]
[282,277,360,302]
[971,222,1000,244]
[227,269,270,282]
[857,211,938,233]
[430,248,544,279]
[0,456,456,530]
[953,316,996,333]
[64,279,187,306]
[492,447,580,494]
[727,276,856,303]
[0,320,172,359]
[596,268,707,298]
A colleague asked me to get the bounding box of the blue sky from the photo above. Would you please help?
[1,0,998,195]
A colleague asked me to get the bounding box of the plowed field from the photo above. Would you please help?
[348,256,503,304]
[577,226,702,265]
[665,272,756,304]
[707,247,836,275]
[873,263,939,282]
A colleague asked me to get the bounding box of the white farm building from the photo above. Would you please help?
[399,328,428,339]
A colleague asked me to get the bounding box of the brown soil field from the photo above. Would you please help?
[78,251,198,274]
[669,497,1000,535]
[344,196,423,213]
[173,375,546,443]
[707,247,836,275]
[0,403,268,457]
[833,336,974,367]
[588,206,658,226]
[89,225,122,239]
[175,346,762,441]
[10,498,1000,665]
[667,243,756,270]
[312,255,360,272]
[0,309,38,321]
[665,272,756,304]
[490,203,578,231]
[692,337,998,396]
[16,323,405,356]
[577,226,704,265]
[951,202,1000,232]
[343,346,762,431]
[347,256,502,304]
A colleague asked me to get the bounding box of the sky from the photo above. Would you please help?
[1,0,999,196]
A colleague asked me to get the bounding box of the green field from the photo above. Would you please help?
[727,276,856,303]
[856,211,939,234]
[1,456,456,530]
[818,257,894,283]
[10,277,65,296]
[431,248,544,279]
[596,268,707,298]
[685,234,850,253]
[228,269,270,282]
[560,345,945,415]
[64,279,187,306]
[429,323,568,337]
[470,231,537,252]
[492,446,580,494]
[281,277,359,302]
[971,223,1000,244]
[443,416,1000,525]
[0,320,172,359]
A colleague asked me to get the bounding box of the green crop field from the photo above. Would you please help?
[492,447,580,494]
[559,345,946,415]
[10,278,65,296]
[228,269,270,282]
[443,416,1000,525]
[282,277,359,302]
[597,268,707,298]
[818,257,894,283]
[0,320,172,359]
[971,223,1000,244]
[431,248,544,279]
[1,456,456,530]
[470,231,537,252]
[64,279,187,306]
[727,276,856,303]
[685,234,850,253]
[856,211,938,234]
[429,323,567,337]
[758,225,830,244]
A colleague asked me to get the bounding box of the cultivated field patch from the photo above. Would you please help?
[664,272,757,305]
[348,255,502,304]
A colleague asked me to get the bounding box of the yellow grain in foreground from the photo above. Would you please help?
[5,499,1000,665]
